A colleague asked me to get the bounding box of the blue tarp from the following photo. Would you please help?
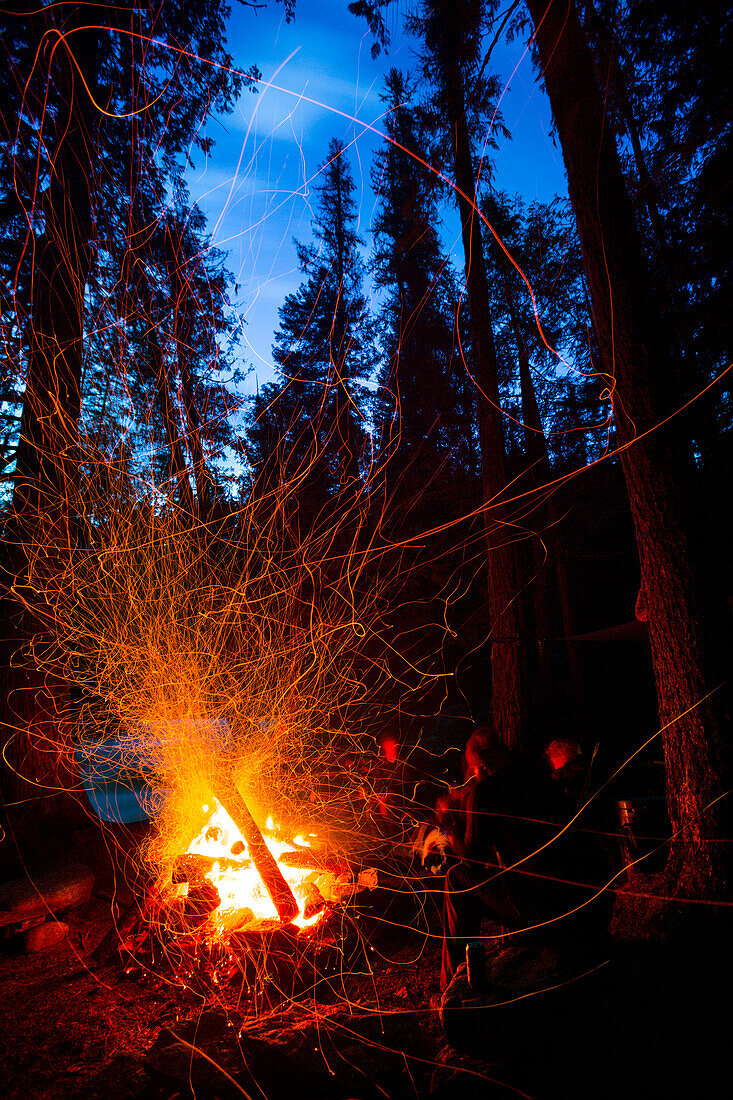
[77,718,230,823]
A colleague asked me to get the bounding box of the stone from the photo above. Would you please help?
[0,863,94,929]
[23,920,69,953]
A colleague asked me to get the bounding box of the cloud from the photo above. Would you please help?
[223,65,386,151]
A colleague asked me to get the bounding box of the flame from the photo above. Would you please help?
[183,798,332,932]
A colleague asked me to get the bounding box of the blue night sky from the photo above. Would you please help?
[186,1,567,393]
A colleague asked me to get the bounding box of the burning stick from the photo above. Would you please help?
[215,778,300,924]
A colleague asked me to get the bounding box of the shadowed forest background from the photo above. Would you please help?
[0,1,731,1097]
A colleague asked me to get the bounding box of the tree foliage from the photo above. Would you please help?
[0,0,257,507]
[371,69,478,504]
[246,139,374,500]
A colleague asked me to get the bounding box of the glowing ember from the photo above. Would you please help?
[183,798,331,932]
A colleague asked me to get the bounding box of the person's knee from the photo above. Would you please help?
[445,860,475,893]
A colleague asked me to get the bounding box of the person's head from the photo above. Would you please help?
[464,726,510,781]
[544,738,583,776]
[379,733,399,763]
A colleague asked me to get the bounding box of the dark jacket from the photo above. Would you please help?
[460,757,609,922]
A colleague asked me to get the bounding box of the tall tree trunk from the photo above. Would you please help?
[4,22,97,801]
[149,332,195,515]
[526,0,729,896]
[333,166,361,489]
[163,224,215,519]
[438,20,523,749]
[505,286,586,737]
[511,309,554,739]
[125,240,194,515]
[177,350,214,518]
[13,32,95,541]
[125,263,193,513]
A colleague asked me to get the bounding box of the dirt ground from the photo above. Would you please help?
[0,822,448,1100]
[0,900,448,1099]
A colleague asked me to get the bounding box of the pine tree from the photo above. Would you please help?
[352,0,526,747]
[405,0,525,749]
[124,202,242,514]
[1,1,248,531]
[247,139,373,505]
[371,69,478,513]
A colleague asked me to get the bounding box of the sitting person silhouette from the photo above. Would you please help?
[440,727,612,991]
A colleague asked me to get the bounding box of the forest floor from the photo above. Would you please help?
[1,820,730,1100]
[0,891,446,1100]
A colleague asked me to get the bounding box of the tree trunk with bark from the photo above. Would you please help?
[150,331,196,515]
[526,0,729,896]
[13,39,94,541]
[438,38,523,749]
[164,226,215,519]
[333,167,361,490]
[509,309,554,739]
[5,22,97,800]
[505,286,586,738]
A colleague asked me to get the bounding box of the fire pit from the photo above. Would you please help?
[102,784,380,1005]
[157,796,363,935]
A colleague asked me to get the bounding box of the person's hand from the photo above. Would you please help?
[422,826,451,872]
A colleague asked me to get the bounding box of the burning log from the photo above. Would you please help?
[172,853,251,885]
[215,778,300,924]
[301,882,326,922]
[277,849,346,873]
[184,880,221,928]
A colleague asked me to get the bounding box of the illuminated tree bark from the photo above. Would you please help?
[526,0,729,896]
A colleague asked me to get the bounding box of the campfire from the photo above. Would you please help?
[17,485,395,1000]
[160,796,346,937]
[99,749,383,998]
